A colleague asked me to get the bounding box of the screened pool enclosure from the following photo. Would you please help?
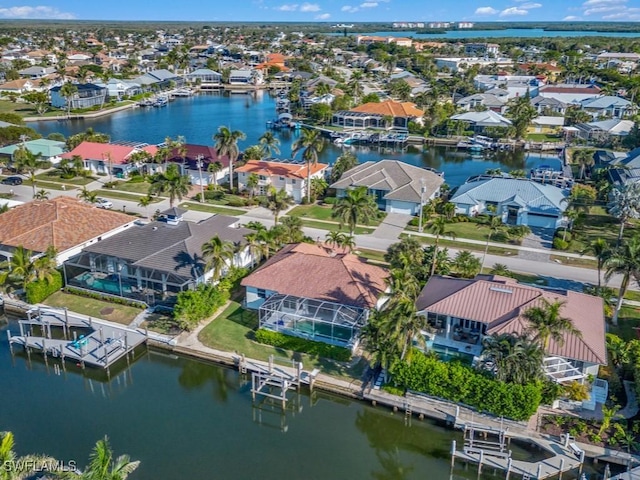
[258,294,368,350]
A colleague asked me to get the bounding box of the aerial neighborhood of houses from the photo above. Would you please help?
[3,21,640,469]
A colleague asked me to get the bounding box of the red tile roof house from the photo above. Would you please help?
[416,275,607,402]
[241,243,388,351]
[0,197,135,265]
[61,141,158,179]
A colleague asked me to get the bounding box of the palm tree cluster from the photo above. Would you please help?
[0,245,58,292]
[292,127,325,204]
[325,231,356,252]
[481,333,544,384]
[243,221,301,266]
[213,126,245,191]
[263,186,295,224]
[148,163,190,207]
[331,186,378,236]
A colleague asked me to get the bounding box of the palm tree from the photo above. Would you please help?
[149,164,190,207]
[13,145,47,197]
[481,333,544,384]
[605,236,640,325]
[582,238,611,288]
[330,151,358,183]
[32,246,57,283]
[264,187,294,224]
[573,148,595,180]
[59,81,78,116]
[258,131,281,159]
[523,298,581,350]
[331,186,378,236]
[489,263,513,277]
[213,126,245,191]
[207,161,223,188]
[202,235,235,283]
[246,173,259,197]
[71,436,140,480]
[137,195,153,218]
[33,189,49,201]
[77,187,98,204]
[292,127,325,203]
[338,233,356,252]
[244,231,270,267]
[0,431,57,480]
[608,183,640,245]
[442,202,456,221]
[481,215,503,269]
[280,216,304,243]
[0,245,35,290]
[428,216,456,277]
[325,230,344,248]
[452,250,481,279]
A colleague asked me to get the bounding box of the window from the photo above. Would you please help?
[259,175,267,180]
[279,176,285,181]
[257,289,266,298]
[292,179,296,185]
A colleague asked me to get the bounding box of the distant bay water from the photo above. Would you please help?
[29,91,560,187]
[330,28,640,39]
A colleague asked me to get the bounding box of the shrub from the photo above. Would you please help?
[553,238,570,250]
[64,286,147,309]
[323,196,337,205]
[127,173,145,183]
[389,350,541,420]
[103,181,119,189]
[254,329,352,362]
[227,196,248,207]
[203,190,225,201]
[173,284,229,331]
[25,270,63,303]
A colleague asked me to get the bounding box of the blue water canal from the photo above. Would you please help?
[29,91,560,188]
[332,29,640,39]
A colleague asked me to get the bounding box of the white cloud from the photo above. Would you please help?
[300,2,321,11]
[0,5,75,19]
[563,15,581,20]
[475,6,498,15]
[499,6,529,16]
[582,0,626,5]
[360,1,378,7]
[341,5,358,12]
[584,5,625,14]
[519,2,542,8]
[276,4,298,11]
[316,12,330,19]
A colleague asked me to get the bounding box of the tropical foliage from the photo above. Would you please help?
[331,186,378,236]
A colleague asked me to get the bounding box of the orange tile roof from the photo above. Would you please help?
[350,100,424,118]
[235,160,328,180]
[241,243,388,309]
[0,197,134,254]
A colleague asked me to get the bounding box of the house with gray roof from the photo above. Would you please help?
[575,118,634,142]
[185,68,221,85]
[450,177,568,229]
[456,93,507,113]
[134,69,185,90]
[530,95,567,115]
[330,159,444,215]
[580,95,635,119]
[450,110,513,131]
[63,211,254,306]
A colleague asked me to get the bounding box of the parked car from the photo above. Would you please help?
[2,176,23,185]
[95,197,113,209]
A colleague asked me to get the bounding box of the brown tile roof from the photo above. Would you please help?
[235,160,328,180]
[417,275,606,365]
[241,243,388,309]
[540,85,602,94]
[350,100,424,118]
[0,197,134,254]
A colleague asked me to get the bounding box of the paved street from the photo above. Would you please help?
[0,180,629,289]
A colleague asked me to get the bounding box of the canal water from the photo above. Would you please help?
[0,319,607,480]
[29,91,560,187]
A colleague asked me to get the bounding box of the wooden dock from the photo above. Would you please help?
[6,307,147,370]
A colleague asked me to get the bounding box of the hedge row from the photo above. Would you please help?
[25,270,63,303]
[254,329,352,362]
[64,286,147,309]
[390,351,541,421]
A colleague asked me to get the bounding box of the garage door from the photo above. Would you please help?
[527,214,557,229]
[389,204,414,215]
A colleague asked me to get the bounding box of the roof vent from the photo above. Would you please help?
[152,226,158,231]
[489,286,513,294]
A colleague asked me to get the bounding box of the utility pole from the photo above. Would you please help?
[418,178,426,233]
[196,154,205,202]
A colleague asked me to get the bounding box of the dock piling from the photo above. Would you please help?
[451,440,456,468]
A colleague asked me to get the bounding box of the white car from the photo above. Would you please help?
[95,197,113,209]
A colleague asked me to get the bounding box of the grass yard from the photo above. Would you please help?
[289,204,385,227]
[43,291,142,325]
[198,302,365,379]
[609,306,640,342]
[299,218,375,235]
[97,190,163,203]
[25,179,72,191]
[401,233,518,256]
[0,100,38,116]
[108,180,153,195]
[35,171,95,186]
[624,290,640,302]
[355,248,389,265]
[526,133,562,142]
[549,255,598,269]
[566,209,639,254]
[180,202,247,216]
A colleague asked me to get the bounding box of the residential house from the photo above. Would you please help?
[0,78,42,94]
[415,275,606,385]
[0,197,135,265]
[18,66,55,79]
[580,95,635,119]
[456,93,507,113]
[450,176,568,229]
[166,143,230,186]
[241,242,388,350]
[0,139,66,165]
[574,119,635,143]
[50,83,107,110]
[531,95,567,115]
[332,100,424,130]
[331,160,444,215]
[474,74,542,99]
[64,211,254,306]
[134,69,185,90]
[61,141,157,178]
[538,84,602,105]
[435,57,513,73]
[531,116,565,133]
[450,111,513,132]
[94,79,142,100]
[464,43,499,57]
[185,68,222,86]
[228,69,262,85]
[235,159,328,202]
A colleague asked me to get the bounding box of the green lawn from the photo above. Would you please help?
[549,255,598,269]
[289,204,385,227]
[180,202,247,216]
[526,133,562,142]
[0,100,38,116]
[566,210,639,254]
[355,248,389,265]
[609,306,640,342]
[299,218,375,235]
[624,290,640,302]
[198,302,365,379]
[96,190,163,203]
[108,180,153,195]
[43,291,142,326]
[35,171,94,186]
[25,179,71,191]
[401,233,518,256]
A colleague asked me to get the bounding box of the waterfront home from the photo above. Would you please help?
[0,78,42,94]
[50,83,107,110]
[94,79,142,100]
[331,160,444,215]
[600,147,640,185]
[538,84,602,104]
[449,111,513,132]
[456,93,507,114]
[241,242,388,350]
[531,116,565,134]
[332,100,424,130]
[574,119,634,143]
[580,95,636,119]
[235,159,328,202]
[229,69,262,85]
[449,177,568,229]
[0,197,135,265]
[474,74,543,99]
[166,143,230,186]
[134,69,185,90]
[530,95,567,115]
[0,139,66,165]
[415,274,606,385]
[61,141,157,178]
[64,211,253,306]
[185,68,222,86]
[18,66,55,79]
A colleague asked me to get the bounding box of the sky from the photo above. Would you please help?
[0,0,640,22]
